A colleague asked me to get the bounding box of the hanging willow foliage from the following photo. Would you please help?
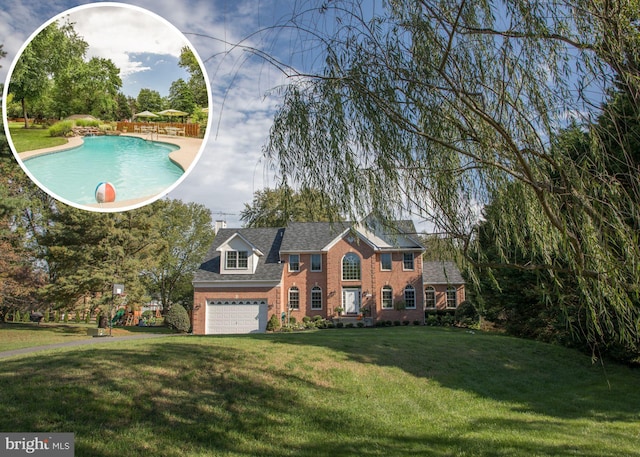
[260,0,640,348]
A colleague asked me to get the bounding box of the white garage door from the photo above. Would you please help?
[206,300,268,334]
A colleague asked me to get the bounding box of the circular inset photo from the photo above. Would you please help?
[2,2,211,212]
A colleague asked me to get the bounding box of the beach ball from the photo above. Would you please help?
[95,182,116,203]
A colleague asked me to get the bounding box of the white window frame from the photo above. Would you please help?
[311,254,322,272]
[403,252,415,271]
[404,285,416,309]
[425,286,436,309]
[381,286,393,309]
[446,287,458,308]
[289,254,300,272]
[289,286,300,310]
[342,253,361,281]
[311,286,322,310]
[226,250,248,270]
[380,253,392,271]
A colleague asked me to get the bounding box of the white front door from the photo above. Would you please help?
[343,288,361,314]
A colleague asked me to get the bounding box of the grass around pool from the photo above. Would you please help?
[0,326,638,456]
[7,122,68,152]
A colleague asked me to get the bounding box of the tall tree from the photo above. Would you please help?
[8,20,87,126]
[136,88,164,113]
[41,206,161,312]
[240,186,343,227]
[259,0,640,348]
[143,199,215,311]
[168,78,196,114]
[178,46,208,106]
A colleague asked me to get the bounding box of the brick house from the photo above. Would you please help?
[192,218,465,334]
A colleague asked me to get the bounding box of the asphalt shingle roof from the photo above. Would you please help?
[423,261,465,284]
[194,227,285,282]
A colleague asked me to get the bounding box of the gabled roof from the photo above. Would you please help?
[218,231,264,257]
[193,227,285,283]
[279,220,423,253]
[423,261,465,285]
[279,221,352,252]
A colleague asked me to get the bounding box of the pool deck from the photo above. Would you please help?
[17,133,204,210]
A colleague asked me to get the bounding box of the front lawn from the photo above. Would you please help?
[0,327,638,456]
[0,322,172,352]
[7,122,68,152]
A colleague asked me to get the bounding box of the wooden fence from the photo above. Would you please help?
[116,121,201,138]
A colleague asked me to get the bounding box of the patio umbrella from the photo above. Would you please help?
[158,109,189,125]
[133,111,159,122]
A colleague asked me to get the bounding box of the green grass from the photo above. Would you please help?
[0,322,173,351]
[0,327,638,456]
[7,122,68,152]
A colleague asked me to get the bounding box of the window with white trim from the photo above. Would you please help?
[226,250,248,269]
[446,287,458,308]
[289,254,300,272]
[382,286,393,309]
[342,253,361,280]
[289,286,300,310]
[311,286,322,309]
[425,286,436,308]
[403,252,414,270]
[380,253,392,271]
[404,285,416,308]
[311,254,322,272]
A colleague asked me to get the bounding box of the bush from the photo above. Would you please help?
[326,322,335,329]
[304,320,316,329]
[426,314,439,326]
[302,316,311,323]
[357,322,365,328]
[49,121,74,137]
[75,119,101,127]
[288,316,297,325]
[413,320,422,326]
[266,314,280,332]
[402,320,410,326]
[346,322,355,328]
[393,320,402,326]
[385,320,393,327]
[164,303,191,333]
[14,310,21,322]
[455,300,480,328]
[313,315,323,322]
[336,322,344,328]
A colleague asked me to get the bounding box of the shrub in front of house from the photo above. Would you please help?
[267,314,280,332]
[357,322,365,328]
[413,320,421,326]
[455,300,480,328]
[393,320,402,326]
[336,322,344,328]
[402,320,410,326]
[164,303,191,333]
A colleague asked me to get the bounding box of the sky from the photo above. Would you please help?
[0,0,311,227]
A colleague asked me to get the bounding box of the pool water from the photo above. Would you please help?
[23,136,183,205]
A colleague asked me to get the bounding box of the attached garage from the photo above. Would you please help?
[205,300,268,334]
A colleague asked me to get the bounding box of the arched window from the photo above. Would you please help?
[425,286,436,309]
[446,287,457,308]
[404,285,416,309]
[311,286,322,310]
[289,286,300,310]
[381,286,393,309]
[342,253,361,280]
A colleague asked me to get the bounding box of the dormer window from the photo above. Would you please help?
[226,250,248,269]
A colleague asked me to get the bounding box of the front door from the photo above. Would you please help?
[343,288,361,314]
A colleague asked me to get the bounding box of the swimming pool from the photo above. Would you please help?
[23,136,184,206]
